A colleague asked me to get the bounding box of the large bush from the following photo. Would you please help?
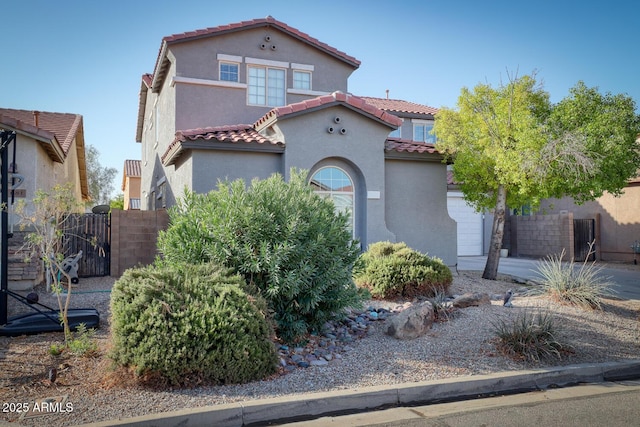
[353,241,452,299]
[109,262,278,386]
[157,170,362,342]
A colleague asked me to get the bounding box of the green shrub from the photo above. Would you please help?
[157,170,362,343]
[353,241,452,299]
[534,248,613,309]
[109,262,278,386]
[492,311,571,362]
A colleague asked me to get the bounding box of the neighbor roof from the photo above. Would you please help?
[0,108,89,200]
[121,159,141,191]
[151,16,360,93]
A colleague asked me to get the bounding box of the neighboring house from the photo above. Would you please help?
[539,134,640,263]
[135,16,457,266]
[0,108,89,289]
[121,159,141,210]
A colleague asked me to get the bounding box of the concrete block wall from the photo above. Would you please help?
[7,231,43,290]
[110,209,170,277]
[510,213,574,260]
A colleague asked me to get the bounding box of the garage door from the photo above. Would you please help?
[447,194,483,256]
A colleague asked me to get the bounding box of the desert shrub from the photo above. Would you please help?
[534,248,613,309]
[429,290,456,322]
[157,170,362,343]
[492,311,571,362]
[109,262,278,386]
[353,241,452,299]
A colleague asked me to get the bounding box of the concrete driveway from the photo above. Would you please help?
[457,256,640,300]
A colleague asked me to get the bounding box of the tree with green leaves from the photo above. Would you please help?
[15,183,84,345]
[109,193,124,210]
[435,73,640,280]
[85,145,117,207]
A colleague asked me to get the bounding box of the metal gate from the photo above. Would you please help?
[573,219,595,262]
[63,213,110,277]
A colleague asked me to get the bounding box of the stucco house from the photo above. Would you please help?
[135,16,457,265]
[0,108,89,289]
[538,135,640,263]
[122,159,141,210]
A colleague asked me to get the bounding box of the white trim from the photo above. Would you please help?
[287,88,328,96]
[171,76,246,89]
[217,53,243,63]
[411,118,433,124]
[245,56,289,68]
[291,62,314,71]
[367,191,381,200]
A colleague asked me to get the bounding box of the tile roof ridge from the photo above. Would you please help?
[150,17,360,91]
[177,124,254,138]
[159,17,360,67]
[254,91,402,129]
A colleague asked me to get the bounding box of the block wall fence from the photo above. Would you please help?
[110,209,169,277]
[507,212,575,260]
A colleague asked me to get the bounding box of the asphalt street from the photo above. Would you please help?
[457,256,640,300]
[280,381,640,427]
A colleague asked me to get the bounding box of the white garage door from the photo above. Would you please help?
[447,194,483,256]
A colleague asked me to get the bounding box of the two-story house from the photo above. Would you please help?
[135,16,457,265]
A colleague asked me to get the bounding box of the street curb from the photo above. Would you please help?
[79,360,640,427]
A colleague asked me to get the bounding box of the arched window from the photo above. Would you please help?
[310,167,354,237]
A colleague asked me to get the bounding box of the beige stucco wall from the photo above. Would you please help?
[7,133,84,290]
[540,185,640,262]
[124,176,141,210]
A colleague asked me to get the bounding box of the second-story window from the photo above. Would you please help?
[413,121,436,144]
[248,66,285,106]
[220,62,239,82]
[293,70,311,90]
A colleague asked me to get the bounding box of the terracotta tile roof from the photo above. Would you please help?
[0,108,89,200]
[162,124,284,166]
[0,108,81,158]
[385,138,438,154]
[151,16,360,91]
[122,159,141,191]
[124,159,141,177]
[359,97,439,116]
[254,91,403,130]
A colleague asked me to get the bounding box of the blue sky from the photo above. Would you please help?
[3,0,638,196]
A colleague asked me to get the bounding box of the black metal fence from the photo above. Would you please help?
[63,213,111,277]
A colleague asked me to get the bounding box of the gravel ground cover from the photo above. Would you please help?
[1,268,638,426]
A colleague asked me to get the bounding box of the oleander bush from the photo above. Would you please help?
[492,311,572,362]
[157,170,363,343]
[353,241,452,299]
[534,246,613,310]
[109,262,278,386]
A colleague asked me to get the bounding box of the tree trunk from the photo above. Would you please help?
[483,185,508,280]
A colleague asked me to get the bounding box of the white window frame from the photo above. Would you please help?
[292,70,311,90]
[247,65,286,107]
[309,166,355,238]
[412,119,436,143]
[219,61,239,82]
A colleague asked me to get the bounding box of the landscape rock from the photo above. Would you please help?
[385,301,434,340]
[452,292,491,308]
